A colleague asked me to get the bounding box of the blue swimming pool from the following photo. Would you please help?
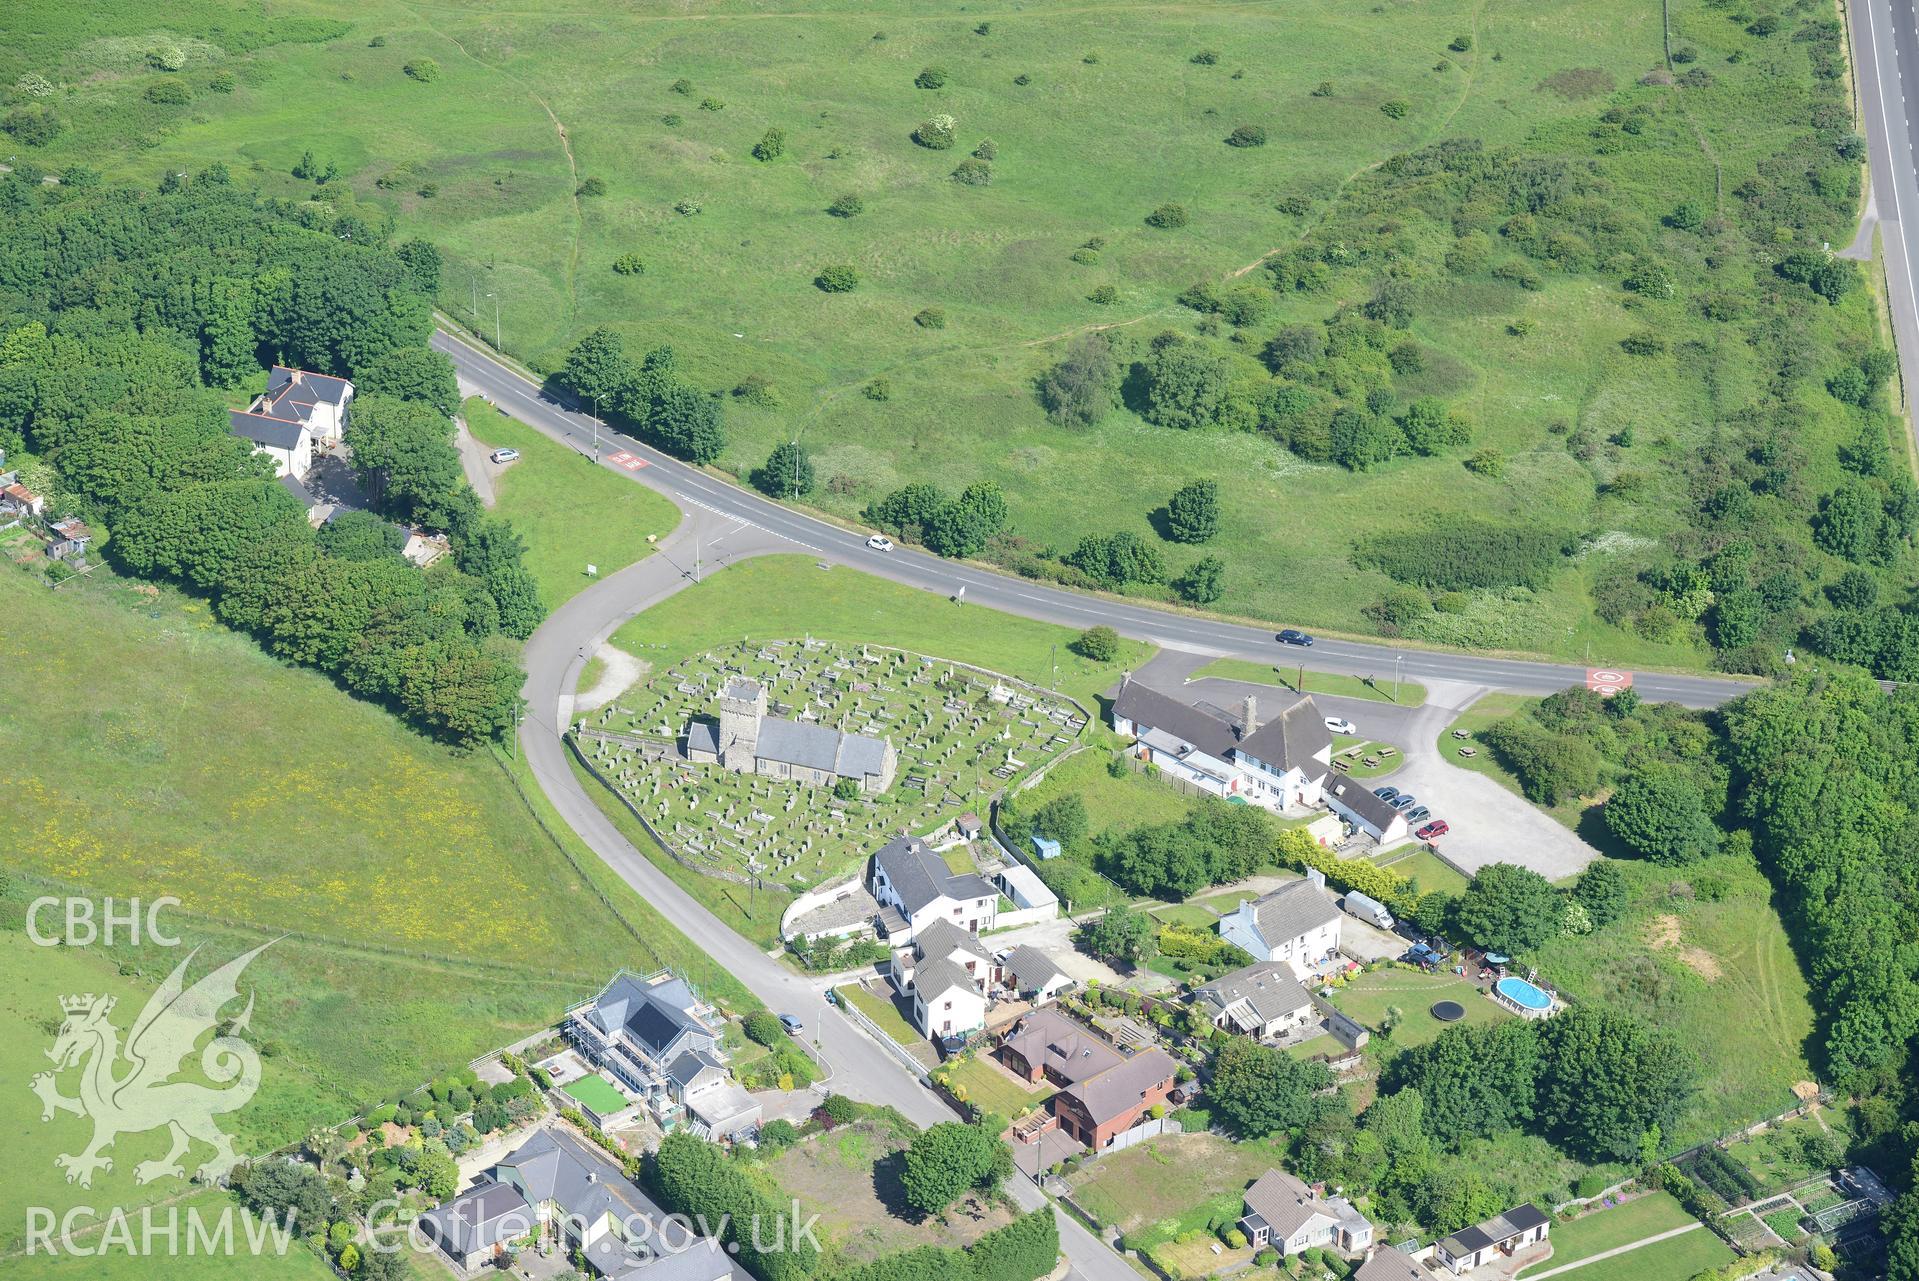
[1496,976,1553,1012]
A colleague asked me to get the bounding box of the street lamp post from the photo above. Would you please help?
[592,395,601,462]
[1394,653,1403,702]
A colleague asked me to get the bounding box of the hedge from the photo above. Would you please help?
[649,1133,822,1281]
[1277,828,1417,915]
[832,1208,1057,1281]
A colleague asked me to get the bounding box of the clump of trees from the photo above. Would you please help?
[558,328,727,464]
[900,1120,1010,1214]
[648,1134,821,1281]
[1036,333,1120,427]
[864,480,1008,558]
[1,174,536,745]
[1164,479,1219,543]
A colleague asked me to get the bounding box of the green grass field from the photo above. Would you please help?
[1516,1192,1694,1276]
[1532,855,1817,1148]
[0,566,751,1250]
[0,0,1884,667]
[462,396,679,607]
[611,555,1148,707]
[1190,658,1427,708]
[0,1187,342,1281]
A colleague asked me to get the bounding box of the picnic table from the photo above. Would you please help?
[1451,729,1471,740]
[1457,747,1477,758]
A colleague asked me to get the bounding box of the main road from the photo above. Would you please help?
[1848,0,1919,440]
[434,329,1756,709]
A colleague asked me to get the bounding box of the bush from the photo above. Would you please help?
[972,139,997,160]
[1146,202,1190,229]
[1164,479,1219,544]
[1449,33,1473,51]
[742,1011,785,1047]
[146,80,191,104]
[752,128,786,161]
[700,96,725,111]
[613,253,645,276]
[1356,520,1566,591]
[863,378,891,401]
[915,67,948,89]
[755,441,816,498]
[1075,625,1121,661]
[1381,99,1409,118]
[1225,125,1267,148]
[914,114,958,150]
[403,58,440,82]
[1089,285,1118,304]
[828,193,864,218]
[2,105,62,146]
[951,158,992,186]
[815,264,860,293]
[577,176,607,197]
[914,307,946,330]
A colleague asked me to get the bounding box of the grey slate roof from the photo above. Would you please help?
[264,366,351,423]
[1002,945,1070,995]
[1241,1169,1337,1243]
[915,918,993,966]
[1352,1252,1432,1281]
[1243,880,1342,950]
[588,973,710,1061]
[1235,698,1333,774]
[595,1234,746,1281]
[913,955,982,1006]
[418,1179,533,1259]
[687,721,720,755]
[277,472,318,508]
[720,676,762,702]
[497,1127,663,1226]
[1322,775,1406,832]
[666,1049,724,1088]
[835,730,891,780]
[871,835,995,915]
[229,409,307,450]
[1111,674,1328,773]
[1000,1008,1121,1083]
[755,717,848,773]
[1438,1204,1548,1257]
[1196,962,1314,1026]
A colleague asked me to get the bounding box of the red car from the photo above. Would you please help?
[1416,820,1449,841]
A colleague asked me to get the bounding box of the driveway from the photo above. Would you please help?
[1123,661,1600,882]
[454,410,501,508]
[1370,681,1599,881]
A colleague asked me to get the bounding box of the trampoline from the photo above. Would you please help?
[1431,1000,1466,1022]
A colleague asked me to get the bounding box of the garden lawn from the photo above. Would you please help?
[0,568,747,1250]
[560,1073,630,1115]
[1515,1193,1693,1276]
[1531,1225,1733,1281]
[836,985,922,1049]
[1191,658,1427,708]
[1327,969,1510,1051]
[463,396,679,607]
[937,1053,1054,1120]
[1066,1132,1282,1250]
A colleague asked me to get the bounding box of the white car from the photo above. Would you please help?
[489,447,520,464]
[1325,716,1357,735]
[865,535,895,552]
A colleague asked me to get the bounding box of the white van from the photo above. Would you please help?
[1343,890,1395,930]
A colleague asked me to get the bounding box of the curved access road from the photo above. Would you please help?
[434,327,1756,710]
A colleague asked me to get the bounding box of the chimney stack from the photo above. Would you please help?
[289,369,303,384]
[1242,695,1258,735]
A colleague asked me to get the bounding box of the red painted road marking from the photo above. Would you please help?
[606,451,648,470]
[1586,668,1633,696]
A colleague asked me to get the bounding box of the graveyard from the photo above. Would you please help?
[577,639,1086,891]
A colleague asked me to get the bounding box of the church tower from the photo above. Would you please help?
[716,677,767,772]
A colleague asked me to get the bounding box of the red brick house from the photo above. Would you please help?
[997,1008,1122,1087]
[1050,1047,1178,1150]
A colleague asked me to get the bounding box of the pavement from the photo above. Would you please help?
[432,328,1757,710]
[1848,0,1919,441]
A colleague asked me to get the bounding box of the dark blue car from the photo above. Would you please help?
[1276,629,1314,647]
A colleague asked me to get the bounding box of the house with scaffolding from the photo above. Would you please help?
[564,971,761,1141]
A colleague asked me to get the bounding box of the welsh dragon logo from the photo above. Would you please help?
[31,942,269,1188]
